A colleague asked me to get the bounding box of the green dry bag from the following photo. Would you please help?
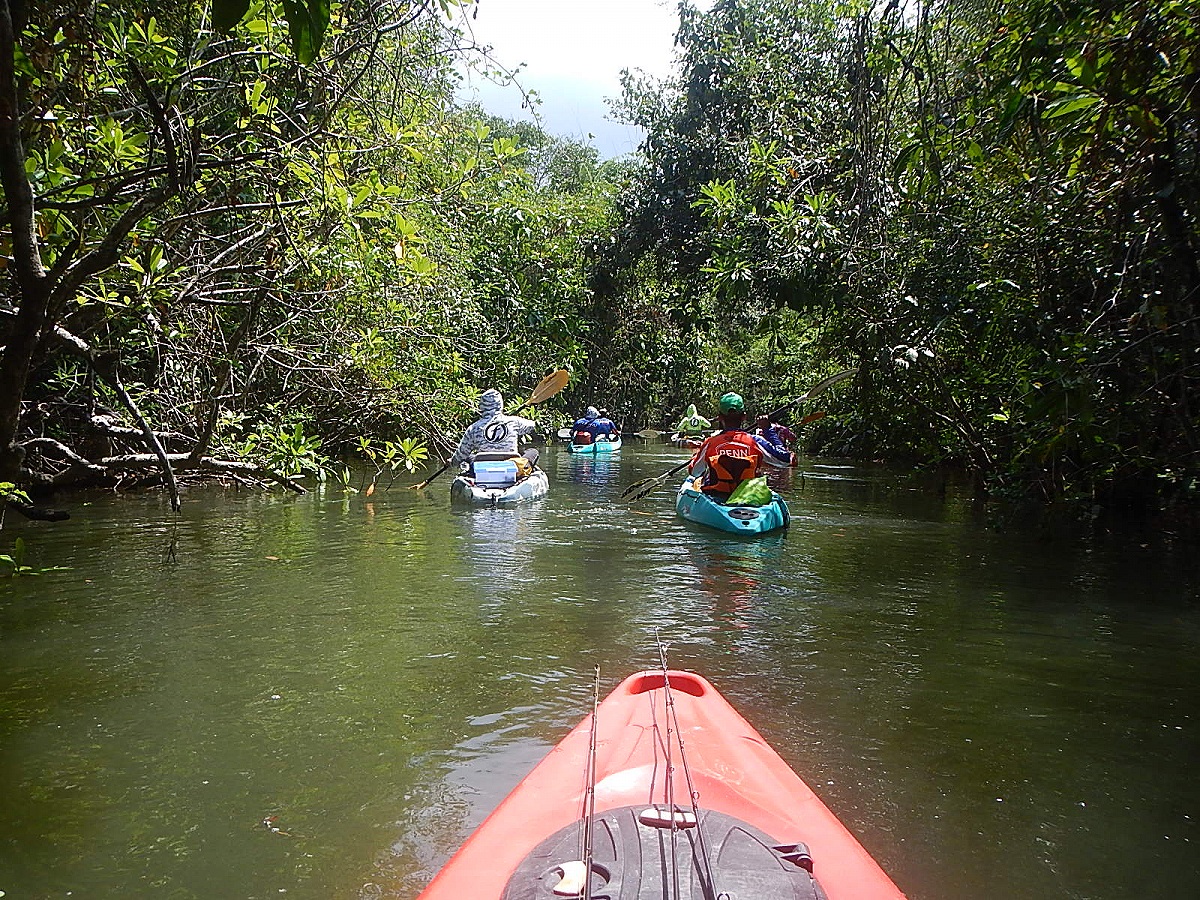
[727,476,770,507]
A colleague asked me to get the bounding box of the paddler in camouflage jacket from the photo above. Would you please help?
[449,389,539,472]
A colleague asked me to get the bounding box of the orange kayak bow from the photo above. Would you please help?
[417,670,906,900]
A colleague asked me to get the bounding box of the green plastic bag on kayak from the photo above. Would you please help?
[726,476,770,506]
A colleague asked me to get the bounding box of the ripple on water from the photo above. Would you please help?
[3,460,1199,900]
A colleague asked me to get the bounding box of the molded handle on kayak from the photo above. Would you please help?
[624,670,708,697]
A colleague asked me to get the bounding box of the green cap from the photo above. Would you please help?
[718,392,745,413]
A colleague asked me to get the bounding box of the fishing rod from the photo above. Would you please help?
[660,641,680,900]
[556,666,601,900]
[654,631,725,900]
[581,665,600,900]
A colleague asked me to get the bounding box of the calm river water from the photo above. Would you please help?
[1,445,1197,899]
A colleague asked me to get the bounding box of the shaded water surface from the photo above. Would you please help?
[1,446,1197,899]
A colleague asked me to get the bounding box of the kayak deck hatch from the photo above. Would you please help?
[501,805,826,900]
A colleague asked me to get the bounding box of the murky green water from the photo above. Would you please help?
[1,445,1197,899]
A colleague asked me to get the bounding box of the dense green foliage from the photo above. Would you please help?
[598,0,1198,517]
[1,0,1195,522]
[0,0,614,503]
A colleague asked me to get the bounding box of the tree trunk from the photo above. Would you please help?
[0,0,49,483]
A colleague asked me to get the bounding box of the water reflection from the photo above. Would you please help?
[2,455,1198,900]
[451,504,547,606]
[554,447,622,494]
[763,461,796,492]
[681,535,790,640]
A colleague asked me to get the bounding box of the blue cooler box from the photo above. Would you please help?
[475,459,519,485]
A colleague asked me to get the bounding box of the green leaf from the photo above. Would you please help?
[394,214,418,237]
[409,253,435,275]
[891,141,923,182]
[248,78,266,111]
[212,0,253,32]
[1043,95,1101,120]
[281,0,331,65]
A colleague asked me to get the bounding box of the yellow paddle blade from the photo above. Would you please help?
[525,368,570,405]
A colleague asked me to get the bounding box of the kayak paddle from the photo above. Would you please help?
[619,457,694,502]
[410,368,570,490]
[765,367,856,419]
[618,368,855,502]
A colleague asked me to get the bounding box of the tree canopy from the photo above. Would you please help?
[1,0,1196,525]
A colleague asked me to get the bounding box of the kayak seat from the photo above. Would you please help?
[501,805,827,900]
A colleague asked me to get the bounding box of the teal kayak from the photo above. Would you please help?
[675,477,790,535]
[568,437,622,453]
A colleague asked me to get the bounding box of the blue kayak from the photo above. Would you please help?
[675,477,790,535]
[568,437,622,453]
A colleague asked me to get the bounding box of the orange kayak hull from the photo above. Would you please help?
[417,670,906,899]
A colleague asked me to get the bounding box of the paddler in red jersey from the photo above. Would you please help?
[687,392,762,501]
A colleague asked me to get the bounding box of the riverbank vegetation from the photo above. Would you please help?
[1,0,1195,526]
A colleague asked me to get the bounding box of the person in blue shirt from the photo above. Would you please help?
[571,406,600,444]
[752,414,796,466]
[592,408,619,441]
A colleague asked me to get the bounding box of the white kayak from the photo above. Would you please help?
[450,470,549,506]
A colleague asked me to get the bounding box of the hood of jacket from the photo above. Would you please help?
[479,389,504,417]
